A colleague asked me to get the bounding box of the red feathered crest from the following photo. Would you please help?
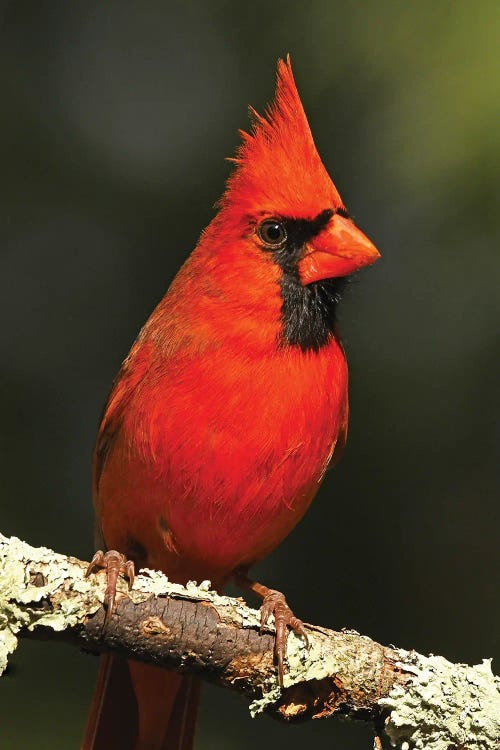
[223,57,342,219]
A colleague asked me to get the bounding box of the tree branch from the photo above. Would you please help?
[1,533,498,749]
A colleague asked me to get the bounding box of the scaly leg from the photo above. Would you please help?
[86,549,135,623]
[234,569,309,687]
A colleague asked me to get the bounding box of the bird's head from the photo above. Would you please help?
[219,56,380,288]
[187,57,380,352]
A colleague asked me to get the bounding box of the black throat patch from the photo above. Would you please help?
[269,209,349,352]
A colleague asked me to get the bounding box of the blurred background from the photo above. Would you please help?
[1,1,499,748]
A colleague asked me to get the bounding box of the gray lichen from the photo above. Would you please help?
[249,628,334,716]
[0,533,262,675]
[0,533,101,673]
[2,532,500,749]
[380,649,500,749]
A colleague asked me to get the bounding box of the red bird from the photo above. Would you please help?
[83,58,380,750]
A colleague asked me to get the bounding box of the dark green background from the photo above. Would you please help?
[1,1,499,748]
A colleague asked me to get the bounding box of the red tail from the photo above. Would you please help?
[82,655,200,750]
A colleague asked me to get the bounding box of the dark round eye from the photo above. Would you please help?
[257,219,287,248]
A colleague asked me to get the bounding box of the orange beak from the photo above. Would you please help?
[299,214,380,284]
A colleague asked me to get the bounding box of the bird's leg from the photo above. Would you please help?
[233,569,309,687]
[85,549,135,623]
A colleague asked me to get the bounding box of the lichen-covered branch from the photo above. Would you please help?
[1,533,499,749]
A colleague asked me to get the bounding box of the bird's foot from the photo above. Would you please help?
[233,570,309,687]
[260,589,309,688]
[85,549,135,623]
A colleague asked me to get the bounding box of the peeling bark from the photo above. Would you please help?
[1,533,499,749]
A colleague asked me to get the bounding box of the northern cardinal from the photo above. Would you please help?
[82,57,379,750]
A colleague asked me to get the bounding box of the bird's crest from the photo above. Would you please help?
[223,56,342,219]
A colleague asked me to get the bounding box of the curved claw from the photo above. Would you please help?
[260,589,308,688]
[85,549,135,623]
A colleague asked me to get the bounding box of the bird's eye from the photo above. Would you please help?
[257,219,287,248]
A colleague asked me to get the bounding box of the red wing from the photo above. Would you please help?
[327,390,349,470]
[92,365,131,550]
[93,365,129,496]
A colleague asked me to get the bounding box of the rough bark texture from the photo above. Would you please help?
[1,533,499,749]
